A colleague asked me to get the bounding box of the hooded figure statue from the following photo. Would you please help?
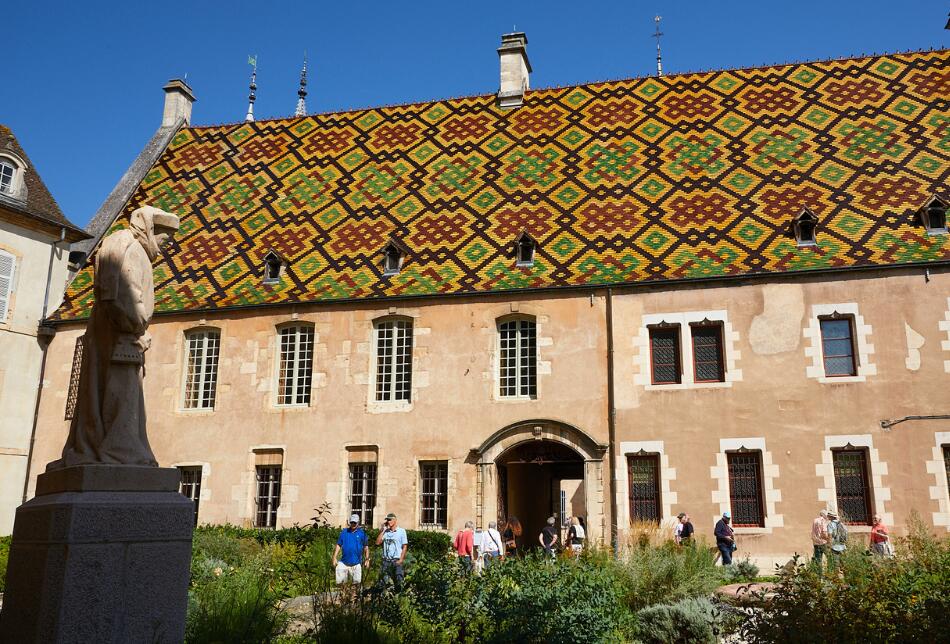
[49,206,179,470]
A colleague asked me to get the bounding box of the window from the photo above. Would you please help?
[691,323,724,382]
[255,465,282,528]
[349,463,377,526]
[0,250,15,323]
[178,466,202,527]
[498,318,537,398]
[382,240,404,275]
[183,329,221,409]
[944,445,950,500]
[277,325,314,406]
[64,335,85,420]
[374,318,413,402]
[920,196,948,235]
[832,449,872,525]
[793,208,818,246]
[515,231,536,266]
[819,316,857,377]
[0,161,14,195]
[263,251,282,284]
[419,461,448,528]
[628,453,661,523]
[649,325,681,385]
[727,451,765,528]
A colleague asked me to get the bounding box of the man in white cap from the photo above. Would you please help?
[332,514,370,585]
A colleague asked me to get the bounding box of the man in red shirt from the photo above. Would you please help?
[453,521,475,572]
[870,515,889,556]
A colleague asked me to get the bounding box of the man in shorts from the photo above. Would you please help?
[332,514,369,585]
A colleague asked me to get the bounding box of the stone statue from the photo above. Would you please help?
[48,206,179,470]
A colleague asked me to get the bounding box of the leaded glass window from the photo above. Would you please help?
[820,318,856,377]
[277,325,314,406]
[628,454,661,523]
[727,451,765,527]
[499,318,537,398]
[691,323,724,382]
[649,326,681,385]
[420,461,448,528]
[374,318,413,402]
[178,466,202,526]
[833,449,872,525]
[183,329,220,409]
[64,335,85,420]
[255,465,282,528]
[350,463,377,526]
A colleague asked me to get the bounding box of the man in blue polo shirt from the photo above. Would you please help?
[332,514,370,585]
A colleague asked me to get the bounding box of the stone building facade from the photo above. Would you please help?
[26,40,950,565]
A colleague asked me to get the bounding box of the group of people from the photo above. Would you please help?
[811,508,890,568]
[331,512,408,589]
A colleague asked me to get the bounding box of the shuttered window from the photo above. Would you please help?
[833,449,872,525]
[727,452,765,528]
[0,250,15,323]
[628,454,661,523]
[649,326,681,385]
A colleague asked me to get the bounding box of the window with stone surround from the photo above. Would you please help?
[419,461,448,528]
[628,453,661,523]
[255,465,282,528]
[183,329,221,409]
[64,335,85,420]
[178,466,202,526]
[0,161,14,195]
[819,316,857,377]
[690,322,725,383]
[349,463,377,526]
[498,317,537,398]
[0,249,15,323]
[649,324,681,385]
[944,445,950,499]
[727,451,765,528]
[276,324,314,406]
[833,448,873,525]
[374,317,413,402]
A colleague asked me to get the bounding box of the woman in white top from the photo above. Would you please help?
[567,516,586,556]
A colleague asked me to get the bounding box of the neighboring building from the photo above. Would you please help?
[0,125,88,533]
[28,39,950,566]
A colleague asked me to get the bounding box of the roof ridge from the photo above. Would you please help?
[183,47,950,131]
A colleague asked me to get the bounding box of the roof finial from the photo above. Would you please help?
[246,55,258,122]
[295,52,308,117]
[653,16,664,77]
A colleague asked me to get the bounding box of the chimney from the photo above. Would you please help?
[497,32,531,109]
[162,79,196,127]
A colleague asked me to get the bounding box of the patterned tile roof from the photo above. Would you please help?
[52,50,949,321]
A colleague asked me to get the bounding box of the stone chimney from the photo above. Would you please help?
[162,79,196,127]
[497,32,531,109]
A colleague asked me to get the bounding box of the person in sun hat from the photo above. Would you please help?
[714,511,736,565]
[332,513,369,585]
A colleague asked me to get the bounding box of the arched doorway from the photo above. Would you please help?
[471,419,608,546]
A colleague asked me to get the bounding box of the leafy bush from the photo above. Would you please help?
[719,557,759,583]
[616,540,722,611]
[735,519,950,643]
[185,564,288,644]
[0,535,10,593]
[635,597,720,644]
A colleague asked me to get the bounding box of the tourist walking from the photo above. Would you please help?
[539,516,559,558]
[714,512,736,565]
[870,514,889,556]
[332,514,370,585]
[480,521,505,567]
[811,509,829,568]
[676,513,694,545]
[376,512,408,591]
[503,516,522,558]
[827,511,848,568]
[566,516,586,556]
[453,521,475,572]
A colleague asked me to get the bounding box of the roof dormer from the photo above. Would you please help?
[793,208,819,247]
[514,231,537,267]
[262,250,285,284]
[381,237,409,276]
[919,195,948,235]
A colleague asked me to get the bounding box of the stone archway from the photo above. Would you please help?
[470,419,608,546]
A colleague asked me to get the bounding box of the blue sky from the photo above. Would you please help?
[3,1,947,228]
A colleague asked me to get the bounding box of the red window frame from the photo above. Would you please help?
[649,325,681,385]
[690,322,725,383]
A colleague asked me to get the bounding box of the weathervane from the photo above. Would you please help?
[246,55,258,122]
[653,16,664,77]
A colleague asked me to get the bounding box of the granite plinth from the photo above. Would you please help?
[0,466,194,644]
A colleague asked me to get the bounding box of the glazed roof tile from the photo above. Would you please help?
[52,49,950,321]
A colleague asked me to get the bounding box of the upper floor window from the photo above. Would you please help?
[0,161,15,195]
[65,335,85,420]
[183,329,221,409]
[920,195,948,235]
[515,231,536,267]
[277,324,314,406]
[793,208,818,247]
[374,317,413,402]
[649,324,681,385]
[690,322,725,383]
[819,316,856,377]
[0,249,15,323]
[498,317,537,398]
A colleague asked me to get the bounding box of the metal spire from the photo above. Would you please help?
[295,53,308,117]
[653,16,664,77]
[246,55,258,122]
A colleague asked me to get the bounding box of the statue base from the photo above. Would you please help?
[0,465,194,644]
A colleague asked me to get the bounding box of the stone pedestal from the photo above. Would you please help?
[0,465,194,644]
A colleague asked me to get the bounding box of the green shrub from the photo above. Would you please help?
[636,597,719,644]
[617,540,722,611]
[720,557,759,583]
[185,564,288,644]
[0,535,10,593]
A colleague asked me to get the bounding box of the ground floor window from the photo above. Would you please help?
[727,451,765,527]
[420,461,448,528]
[256,465,282,528]
[349,463,377,526]
[627,453,661,523]
[178,466,202,526]
[833,449,872,525]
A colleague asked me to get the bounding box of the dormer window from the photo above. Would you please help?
[920,196,948,235]
[793,208,819,247]
[0,161,15,195]
[263,251,283,284]
[381,238,408,276]
[515,231,536,267]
